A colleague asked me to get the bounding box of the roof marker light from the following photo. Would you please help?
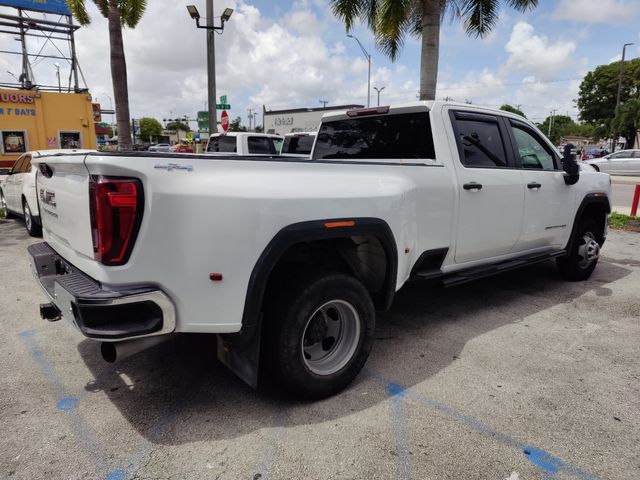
[324,221,355,228]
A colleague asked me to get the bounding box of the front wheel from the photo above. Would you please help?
[0,190,13,218]
[268,272,375,399]
[556,218,602,281]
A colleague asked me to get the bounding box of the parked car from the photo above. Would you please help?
[206,132,283,155]
[148,143,171,152]
[0,150,93,235]
[28,102,610,399]
[281,132,316,157]
[584,149,640,175]
[581,148,609,161]
[170,143,194,153]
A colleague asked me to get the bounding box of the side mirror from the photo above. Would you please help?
[562,143,579,185]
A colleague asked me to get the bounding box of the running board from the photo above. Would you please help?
[413,250,566,288]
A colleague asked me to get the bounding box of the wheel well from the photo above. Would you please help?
[263,235,390,310]
[581,202,608,242]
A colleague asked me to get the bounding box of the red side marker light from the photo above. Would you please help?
[209,273,223,281]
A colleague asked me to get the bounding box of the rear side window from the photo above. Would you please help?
[207,136,236,152]
[454,118,507,168]
[312,112,435,160]
[282,135,315,154]
[247,136,280,154]
[20,155,32,173]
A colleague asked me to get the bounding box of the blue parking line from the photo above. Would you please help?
[388,384,413,480]
[384,379,599,480]
[18,330,110,476]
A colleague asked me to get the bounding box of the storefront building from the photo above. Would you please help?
[0,88,97,170]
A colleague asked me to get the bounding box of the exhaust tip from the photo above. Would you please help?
[101,342,117,363]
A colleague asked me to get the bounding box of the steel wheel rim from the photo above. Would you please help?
[24,203,31,230]
[301,299,361,376]
[577,232,600,269]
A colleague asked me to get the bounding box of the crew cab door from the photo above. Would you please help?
[505,119,574,249]
[449,110,525,263]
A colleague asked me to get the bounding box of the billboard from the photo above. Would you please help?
[0,0,71,15]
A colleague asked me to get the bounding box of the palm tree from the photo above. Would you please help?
[331,0,538,100]
[67,0,147,151]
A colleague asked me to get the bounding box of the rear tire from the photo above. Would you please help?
[267,272,375,399]
[0,190,13,218]
[23,199,41,237]
[556,217,602,281]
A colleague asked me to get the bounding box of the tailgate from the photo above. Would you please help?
[33,154,94,261]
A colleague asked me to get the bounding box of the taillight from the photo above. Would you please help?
[89,176,143,265]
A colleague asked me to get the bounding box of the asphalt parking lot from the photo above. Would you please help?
[0,218,639,480]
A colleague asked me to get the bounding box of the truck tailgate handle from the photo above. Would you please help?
[463,182,483,191]
[527,182,542,189]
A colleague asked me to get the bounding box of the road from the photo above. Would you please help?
[1,218,639,480]
[610,176,639,215]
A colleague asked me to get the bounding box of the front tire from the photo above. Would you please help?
[0,190,13,218]
[23,199,41,237]
[268,272,375,399]
[557,217,602,281]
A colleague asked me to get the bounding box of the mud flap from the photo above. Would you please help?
[216,318,262,389]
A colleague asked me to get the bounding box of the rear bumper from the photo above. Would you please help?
[28,242,176,341]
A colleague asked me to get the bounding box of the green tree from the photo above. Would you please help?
[577,58,640,126]
[67,0,148,151]
[612,98,640,148]
[499,104,526,117]
[138,117,163,142]
[331,0,538,100]
[165,121,191,132]
[536,115,596,145]
[228,117,247,132]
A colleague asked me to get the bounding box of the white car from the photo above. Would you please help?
[584,149,640,175]
[1,150,94,236]
[148,143,171,152]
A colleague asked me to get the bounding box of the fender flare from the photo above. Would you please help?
[565,193,611,252]
[241,217,398,331]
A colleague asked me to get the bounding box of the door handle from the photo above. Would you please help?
[463,182,483,191]
[527,182,542,189]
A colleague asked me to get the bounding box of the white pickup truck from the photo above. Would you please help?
[28,102,611,399]
[205,132,283,155]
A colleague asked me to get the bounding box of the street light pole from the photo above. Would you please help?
[373,86,385,106]
[347,34,371,108]
[54,62,61,92]
[614,42,634,151]
[206,0,218,134]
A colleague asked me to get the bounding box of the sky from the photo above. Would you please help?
[1,0,640,128]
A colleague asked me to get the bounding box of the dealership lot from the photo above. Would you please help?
[0,218,638,480]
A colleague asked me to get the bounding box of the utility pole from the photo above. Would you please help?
[247,108,254,131]
[614,42,634,152]
[206,0,218,134]
[319,100,328,109]
[548,109,557,138]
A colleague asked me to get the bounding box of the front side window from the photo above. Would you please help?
[608,151,632,159]
[313,112,435,160]
[511,125,556,170]
[2,131,27,154]
[60,131,81,149]
[454,119,507,168]
[10,155,25,174]
[207,135,237,152]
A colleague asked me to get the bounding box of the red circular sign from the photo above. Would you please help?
[221,110,229,133]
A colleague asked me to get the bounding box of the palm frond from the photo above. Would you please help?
[91,0,109,18]
[460,0,499,37]
[504,0,538,12]
[120,0,147,28]
[375,0,413,60]
[66,0,91,25]
[330,0,364,32]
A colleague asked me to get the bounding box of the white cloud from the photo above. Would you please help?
[503,22,576,81]
[553,0,638,24]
